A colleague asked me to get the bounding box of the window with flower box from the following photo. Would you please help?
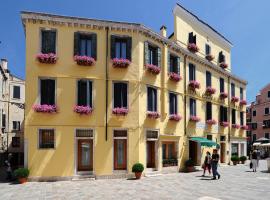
[169,92,177,115]
[205,44,211,55]
[40,79,55,105]
[240,112,244,126]
[206,71,211,87]
[189,63,196,81]
[113,82,128,109]
[219,106,228,122]
[240,87,244,100]
[144,42,161,67]
[41,30,56,54]
[220,78,225,93]
[206,102,212,120]
[218,51,226,63]
[74,32,97,59]
[77,80,92,107]
[39,129,55,149]
[188,32,196,44]
[111,36,131,61]
[232,109,236,125]
[190,98,196,116]
[231,83,235,97]
[168,53,180,74]
[147,87,157,112]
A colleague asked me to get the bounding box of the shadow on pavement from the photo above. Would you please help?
[260,170,270,173]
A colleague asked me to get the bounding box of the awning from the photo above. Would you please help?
[261,143,270,147]
[253,142,261,146]
[190,137,219,147]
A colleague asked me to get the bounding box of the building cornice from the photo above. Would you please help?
[20,11,247,85]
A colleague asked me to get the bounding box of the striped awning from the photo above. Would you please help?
[190,137,219,147]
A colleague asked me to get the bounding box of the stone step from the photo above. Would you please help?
[72,175,95,181]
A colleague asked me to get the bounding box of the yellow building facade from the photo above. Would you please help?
[22,4,247,180]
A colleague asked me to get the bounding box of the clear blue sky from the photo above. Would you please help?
[0,0,269,102]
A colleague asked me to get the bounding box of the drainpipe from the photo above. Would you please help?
[228,76,231,164]
[105,27,109,141]
[184,55,187,136]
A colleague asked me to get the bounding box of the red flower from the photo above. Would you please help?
[240,125,249,130]
[231,96,239,103]
[33,104,57,113]
[112,58,131,68]
[74,55,96,66]
[205,87,216,95]
[36,53,57,64]
[240,100,247,106]
[220,121,229,127]
[187,43,199,53]
[112,107,129,116]
[169,114,182,121]
[220,92,228,99]
[145,64,160,75]
[73,105,93,115]
[190,115,201,122]
[206,119,217,125]
[232,124,240,129]
[188,80,200,90]
[147,111,160,119]
[168,72,182,82]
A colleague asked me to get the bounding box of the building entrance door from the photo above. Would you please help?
[189,140,198,165]
[147,141,156,168]
[220,143,226,163]
[77,139,93,171]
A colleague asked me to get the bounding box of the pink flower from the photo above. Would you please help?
[74,55,96,66]
[206,119,217,125]
[231,96,239,103]
[189,115,201,122]
[220,121,229,127]
[169,114,182,121]
[73,105,93,115]
[232,124,240,129]
[188,80,200,90]
[240,125,249,130]
[187,43,199,53]
[220,92,228,99]
[33,104,57,113]
[205,87,216,95]
[168,72,182,82]
[112,58,131,68]
[147,111,160,119]
[206,54,215,61]
[240,100,247,106]
[112,107,129,116]
[145,64,161,75]
[36,53,57,64]
[220,62,228,69]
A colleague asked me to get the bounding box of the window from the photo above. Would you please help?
[232,109,236,124]
[240,87,244,100]
[207,135,212,141]
[252,134,256,142]
[169,92,177,115]
[220,78,225,93]
[13,86,20,99]
[77,80,92,107]
[205,44,211,55]
[147,87,157,112]
[190,98,196,116]
[220,106,228,122]
[231,83,235,97]
[111,36,132,60]
[240,112,244,126]
[12,121,20,131]
[206,102,212,120]
[251,123,257,130]
[144,42,161,67]
[220,136,226,141]
[168,54,180,74]
[218,51,225,63]
[113,82,128,108]
[265,133,269,139]
[162,142,177,167]
[41,30,56,54]
[40,79,55,105]
[39,129,55,149]
[12,137,20,148]
[252,110,256,117]
[206,71,211,87]
[74,32,97,59]
[265,107,269,115]
[2,113,6,128]
[263,120,270,129]
[189,63,196,81]
[188,32,196,44]
[268,91,270,98]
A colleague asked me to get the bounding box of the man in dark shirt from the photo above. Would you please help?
[211,149,220,180]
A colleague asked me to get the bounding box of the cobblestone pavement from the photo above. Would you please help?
[0,160,269,200]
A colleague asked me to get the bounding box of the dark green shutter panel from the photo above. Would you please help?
[126,37,132,61]
[41,31,48,53]
[167,51,171,73]
[193,35,196,44]
[74,32,79,56]
[111,35,116,59]
[157,47,161,67]
[144,42,149,65]
[91,33,97,60]
[50,31,56,54]
[177,57,180,74]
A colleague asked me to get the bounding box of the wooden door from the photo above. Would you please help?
[77,139,93,171]
[114,139,127,170]
[220,143,226,163]
[147,141,156,168]
[189,141,197,164]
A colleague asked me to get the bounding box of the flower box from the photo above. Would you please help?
[240,125,249,130]
[220,62,228,69]
[220,121,229,127]
[206,119,217,125]
[169,114,182,121]
[112,58,131,68]
[240,100,247,106]
[188,80,200,91]
[189,115,201,122]
[220,92,228,99]
[145,64,160,74]
[168,72,182,82]
[36,53,57,64]
[205,87,216,95]
[74,55,96,66]
[231,96,239,103]
[33,104,57,113]
[232,124,240,129]
[187,43,199,53]
[112,107,129,116]
[73,105,93,115]
[147,111,160,119]
[205,54,215,62]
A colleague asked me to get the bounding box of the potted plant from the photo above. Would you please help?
[205,54,215,62]
[187,43,199,53]
[205,87,216,96]
[14,168,30,184]
[219,92,228,99]
[132,163,144,179]
[168,72,182,82]
[188,80,200,91]
[239,156,247,164]
[145,64,160,75]
[231,156,240,165]
[185,159,195,172]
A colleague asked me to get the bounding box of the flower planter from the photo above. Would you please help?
[240,100,247,106]
[187,43,199,53]
[168,72,182,82]
[205,54,215,62]
[220,62,228,69]
[189,116,201,123]
[135,172,142,179]
[232,124,240,129]
[33,104,57,113]
[205,87,216,96]
[112,58,131,68]
[146,111,160,119]
[74,55,95,66]
[112,107,128,116]
[186,166,195,172]
[36,53,57,64]
[240,125,249,130]
[220,121,229,127]
[206,119,217,125]
[18,177,27,184]
[169,114,182,121]
[231,96,239,103]
[188,80,200,91]
[73,105,93,115]
[145,64,160,75]
[219,92,228,99]
[232,161,238,165]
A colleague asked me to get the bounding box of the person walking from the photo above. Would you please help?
[211,149,220,180]
[256,149,260,167]
[251,150,258,172]
[202,151,211,176]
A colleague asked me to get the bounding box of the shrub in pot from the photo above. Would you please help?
[14,168,30,184]
[185,159,195,172]
[132,163,144,179]
[231,156,240,165]
[240,156,247,164]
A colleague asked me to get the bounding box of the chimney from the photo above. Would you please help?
[1,59,8,71]
[160,25,167,37]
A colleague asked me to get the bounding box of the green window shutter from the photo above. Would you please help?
[126,37,132,61]
[74,32,79,56]
[144,41,149,65]
[157,47,161,67]
[91,33,97,60]
[111,35,116,59]
[167,51,171,73]
[177,57,180,75]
